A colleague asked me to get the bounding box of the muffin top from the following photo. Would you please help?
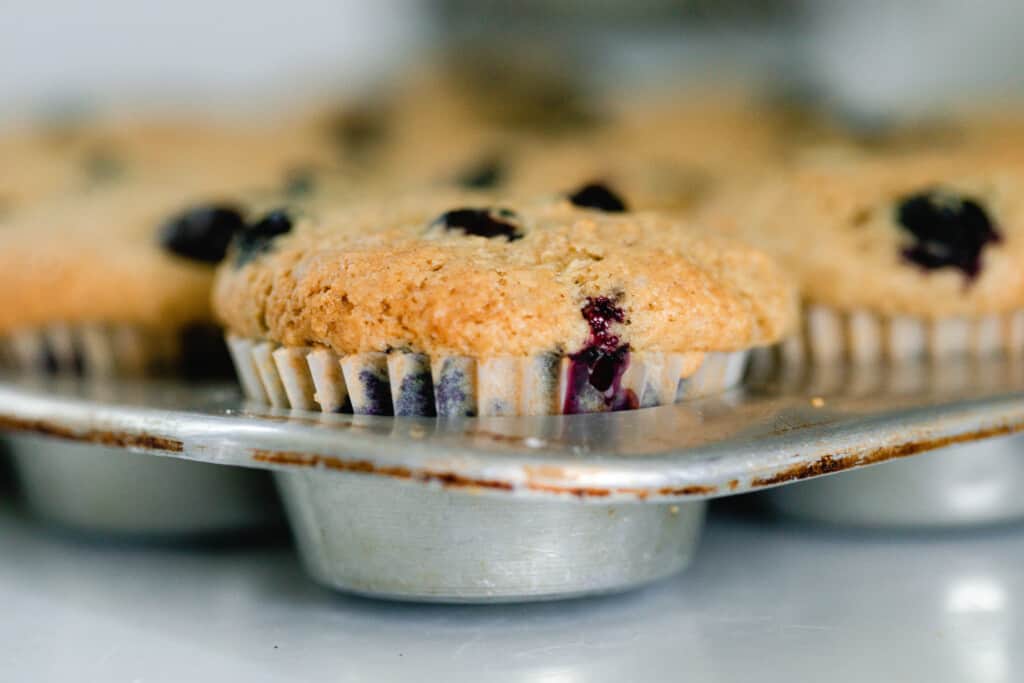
[213,187,796,358]
[0,179,253,334]
[442,136,719,212]
[0,110,348,334]
[699,154,1024,318]
[0,113,344,212]
[301,56,603,196]
[597,86,827,174]
[288,88,804,215]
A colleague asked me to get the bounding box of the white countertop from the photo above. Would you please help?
[1,495,1021,683]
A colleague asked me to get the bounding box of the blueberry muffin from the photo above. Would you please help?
[440,86,830,213]
[0,113,345,214]
[0,122,109,212]
[213,186,795,416]
[85,116,346,192]
[446,140,717,213]
[700,153,1024,367]
[0,179,255,376]
[301,52,606,195]
[0,109,353,376]
[598,87,822,177]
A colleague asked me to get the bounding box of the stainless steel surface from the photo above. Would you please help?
[762,433,1024,527]
[277,471,704,602]
[0,358,1022,502]
[10,435,280,535]
[4,500,1024,682]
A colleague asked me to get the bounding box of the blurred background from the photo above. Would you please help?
[3,0,1024,123]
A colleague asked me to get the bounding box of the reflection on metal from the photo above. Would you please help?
[9,436,279,535]
[0,355,1022,503]
[277,472,705,601]
[761,433,1024,527]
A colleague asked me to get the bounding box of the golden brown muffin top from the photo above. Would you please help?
[700,153,1024,318]
[213,188,796,358]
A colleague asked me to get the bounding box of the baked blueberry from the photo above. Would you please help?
[896,190,1001,281]
[82,147,125,184]
[455,157,504,189]
[234,209,293,266]
[159,204,246,264]
[580,296,626,347]
[431,207,523,241]
[568,183,627,213]
[326,106,388,159]
[283,166,317,198]
[563,296,635,413]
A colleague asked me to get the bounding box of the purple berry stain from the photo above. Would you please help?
[562,296,637,414]
[896,190,1001,282]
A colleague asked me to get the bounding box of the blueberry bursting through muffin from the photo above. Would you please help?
[159,205,292,377]
[233,209,294,266]
[455,156,505,190]
[431,207,524,240]
[564,296,636,414]
[568,183,627,212]
[896,189,1002,282]
[430,188,636,414]
[160,204,247,263]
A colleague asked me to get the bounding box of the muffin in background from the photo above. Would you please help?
[0,111,347,378]
[0,112,347,214]
[700,152,1024,368]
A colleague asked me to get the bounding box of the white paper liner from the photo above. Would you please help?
[226,334,751,417]
[0,324,181,378]
[768,305,1024,373]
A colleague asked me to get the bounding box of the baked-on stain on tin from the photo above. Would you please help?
[0,415,183,452]
[751,421,1024,487]
[252,448,717,499]
[252,449,515,492]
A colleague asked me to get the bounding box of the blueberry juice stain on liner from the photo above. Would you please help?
[562,296,637,414]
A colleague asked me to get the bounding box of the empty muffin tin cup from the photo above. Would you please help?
[228,335,748,600]
[759,305,1024,527]
[762,434,1024,528]
[10,435,280,536]
[1,325,277,536]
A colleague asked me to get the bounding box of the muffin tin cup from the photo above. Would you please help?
[762,433,1024,528]
[760,304,1024,527]
[10,435,280,536]
[276,472,706,602]
[227,334,748,601]
[2,324,280,536]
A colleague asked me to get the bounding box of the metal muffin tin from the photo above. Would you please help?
[761,434,1024,527]
[0,357,1023,601]
[9,436,279,536]
[750,352,1024,527]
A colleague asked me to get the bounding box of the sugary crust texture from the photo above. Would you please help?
[0,181,235,333]
[213,192,796,358]
[0,114,345,212]
[699,154,1024,318]
[0,114,345,334]
[296,81,807,213]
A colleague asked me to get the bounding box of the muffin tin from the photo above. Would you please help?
[9,437,279,536]
[761,433,1024,527]
[1,353,1022,602]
